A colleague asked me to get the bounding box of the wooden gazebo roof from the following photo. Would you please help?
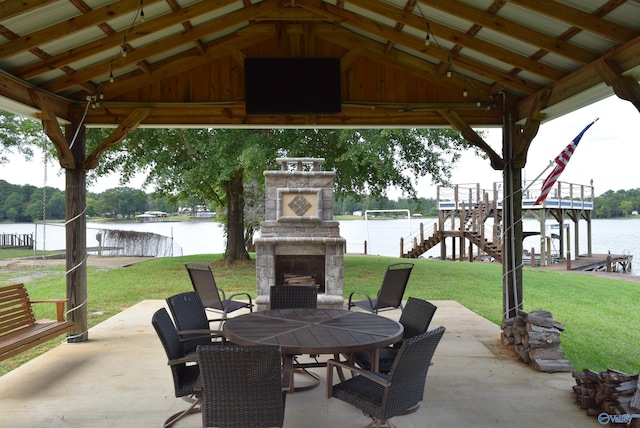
[1,0,639,340]
[1,0,639,132]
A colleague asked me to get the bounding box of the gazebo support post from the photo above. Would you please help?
[502,113,524,319]
[65,110,88,343]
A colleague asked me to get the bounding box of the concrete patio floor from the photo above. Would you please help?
[0,300,599,428]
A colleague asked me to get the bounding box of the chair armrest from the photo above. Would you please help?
[326,359,390,398]
[177,329,226,343]
[347,291,374,310]
[168,354,197,365]
[30,299,70,322]
[227,292,253,306]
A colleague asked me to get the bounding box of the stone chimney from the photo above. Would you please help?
[254,158,345,309]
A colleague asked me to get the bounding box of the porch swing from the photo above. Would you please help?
[0,136,83,360]
[0,145,75,361]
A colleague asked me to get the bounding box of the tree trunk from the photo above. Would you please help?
[223,170,250,263]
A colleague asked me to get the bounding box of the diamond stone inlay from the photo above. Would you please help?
[289,195,312,216]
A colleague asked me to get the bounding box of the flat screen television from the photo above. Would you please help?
[244,57,341,115]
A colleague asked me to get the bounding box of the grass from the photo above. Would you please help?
[1,251,639,376]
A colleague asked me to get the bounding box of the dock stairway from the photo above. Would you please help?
[402,201,502,262]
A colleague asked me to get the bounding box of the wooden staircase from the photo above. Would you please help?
[402,200,502,262]
[465,231,502,262]
[403,234,442,259]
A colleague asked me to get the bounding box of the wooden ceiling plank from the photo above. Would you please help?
[508,0,636,44]
[310,0,565,82]
[0,0,164,61]
[258,8,329,20]
[12,0,246,80]
[41,2,282,94]
[422,0,598,65]
[0,0,57,21]
[305,3,532,95]
[437,108,504,170]
[83,108,153,170]
[98,29,274,99]
[315,23,537,98]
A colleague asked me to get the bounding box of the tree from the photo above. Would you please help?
[3,192,24,222]
[89,128,282,262]
[0,111,48,164]
[620,200,634,217]
[88,128,473,263]
[96,187,148,218]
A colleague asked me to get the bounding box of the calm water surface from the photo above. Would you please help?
[2,218,638,274]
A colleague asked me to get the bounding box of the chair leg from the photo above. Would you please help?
[291,367,321,392]
[164,396,201,428]
[364,419,396,428]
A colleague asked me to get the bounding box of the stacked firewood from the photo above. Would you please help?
[283,273,318,287]
[501,309,574,372]
[573,369,640,427]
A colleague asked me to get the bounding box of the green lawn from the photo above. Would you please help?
[1,252,638,376]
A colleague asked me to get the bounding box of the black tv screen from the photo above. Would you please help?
[244,58,341,115]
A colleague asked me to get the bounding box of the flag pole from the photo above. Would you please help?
[522,117,599,194]
[523,159,554,194]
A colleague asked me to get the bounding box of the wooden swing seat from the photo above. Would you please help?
[0,283,75,361]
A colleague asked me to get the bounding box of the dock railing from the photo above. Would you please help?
[0,233,34,249]
[438,181,594,211]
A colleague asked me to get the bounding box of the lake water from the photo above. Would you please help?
[2,218,638,275]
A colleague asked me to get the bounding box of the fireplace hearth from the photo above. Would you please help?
[255,158,345,309]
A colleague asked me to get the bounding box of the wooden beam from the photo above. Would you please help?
[314,24,500,99]
[0,71,70,121]
[513,88,552,168]
[0,0,164,60]
[95,26,275,100]
[594,57,640,112]
[334,0,566,82]
[11,0,253,81]
[32,92,76,168]
[82,102,503,127]
[0,0,56,20]
[437,108,504,170]
[423,0,598,65]
[301,0,542,95]
[515,34,640,123]
[40,2,281,94]
[83,108,153,170]
[507,0,636,44]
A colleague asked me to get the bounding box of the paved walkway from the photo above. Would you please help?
[0,300,600,428]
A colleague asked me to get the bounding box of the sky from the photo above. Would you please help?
[1,95,638,198]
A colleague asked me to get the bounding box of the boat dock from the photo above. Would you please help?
[541,253,633,274]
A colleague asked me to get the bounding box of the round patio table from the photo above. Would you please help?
[223,308,404,392]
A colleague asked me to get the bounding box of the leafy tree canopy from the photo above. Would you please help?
[0,111,49,163]
[88,128,476,261]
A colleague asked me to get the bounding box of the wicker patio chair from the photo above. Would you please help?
[347,262,414,314]
[352,297,437,373]
[151,308,201,428]
[166,291,225,354]
[269,285,321,391]
[185,262,253,327]
[269,284,318,309]
[196,344,286,428]
[327,326,446,428]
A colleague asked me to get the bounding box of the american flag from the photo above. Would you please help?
[534,120,597,206]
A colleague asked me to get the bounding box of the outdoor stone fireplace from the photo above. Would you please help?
[255,158,345,310]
